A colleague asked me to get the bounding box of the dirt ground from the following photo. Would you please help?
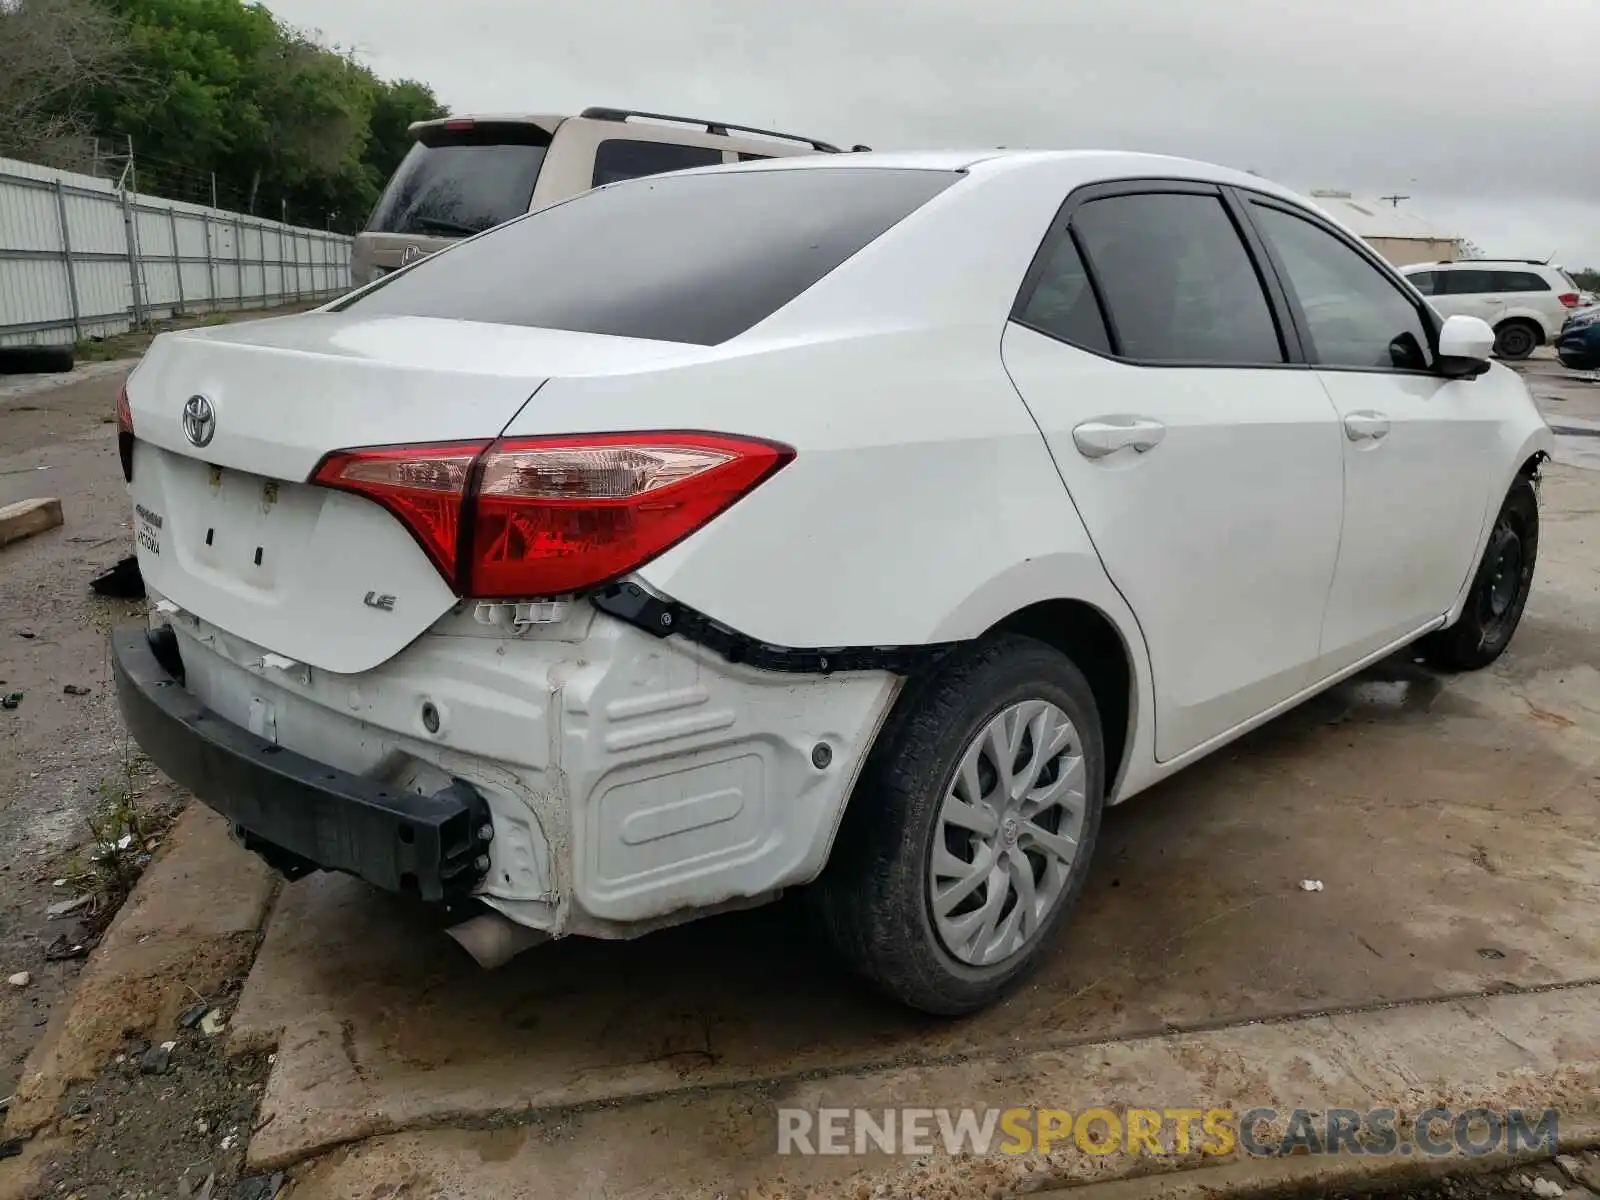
[0,361,165,1105]
[0,347,1597,1198]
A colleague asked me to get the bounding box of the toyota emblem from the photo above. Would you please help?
[181,394,216,448]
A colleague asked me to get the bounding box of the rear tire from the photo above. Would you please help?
[1422,476,1538,671]
[1492,320,1539,361]
[808,634,1105,1015]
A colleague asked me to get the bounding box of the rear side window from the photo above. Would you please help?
[343,168,959,345]
[1499,271,1549,292]
[1070,192,1284,364]
[367,124,551,237]
[1440,269,1508,295]
[591,139,723,187]
[1015,231,1111,354]
[738,152,773,162]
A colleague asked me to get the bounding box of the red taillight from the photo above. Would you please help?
[1560,293,1581,308]
[116,384,134,482]
[312,441,488,582]
[443,119,476,131]
[311,432,792,599]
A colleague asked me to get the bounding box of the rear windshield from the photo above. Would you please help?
[341,167,959,345]
[365,123,551,238]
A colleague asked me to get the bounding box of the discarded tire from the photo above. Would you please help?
[0,344,75,375]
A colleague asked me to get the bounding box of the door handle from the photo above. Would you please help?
[1343,411,1391,443]
[1072,417,1167,460]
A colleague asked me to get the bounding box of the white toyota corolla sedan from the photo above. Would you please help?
[112,150,1552,1014]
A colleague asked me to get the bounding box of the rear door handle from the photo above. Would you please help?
[1072,418,1167,460]
[1343,411,1391,443]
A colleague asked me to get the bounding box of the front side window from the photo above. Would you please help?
[1250,202,1433,372]
[591,139,723,188]
[1070,192,1285,365]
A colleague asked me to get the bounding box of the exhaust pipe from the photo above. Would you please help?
[446,911,548,969]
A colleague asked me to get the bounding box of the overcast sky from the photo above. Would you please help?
[271,0,1600,268]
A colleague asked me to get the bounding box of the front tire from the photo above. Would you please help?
[1422,476,1539,671]
[808,634,1105,1015]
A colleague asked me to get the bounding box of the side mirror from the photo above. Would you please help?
[1437,314,1495,379]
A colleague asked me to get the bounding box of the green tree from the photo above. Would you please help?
[368,79,448,183]
[67,0,448,232]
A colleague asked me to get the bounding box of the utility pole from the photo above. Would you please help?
[120,135,146,329]
[1378,194,1410,209]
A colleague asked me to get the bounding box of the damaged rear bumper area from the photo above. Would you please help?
[110,626,491,901]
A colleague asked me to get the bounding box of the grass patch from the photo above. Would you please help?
[55,760,177,931]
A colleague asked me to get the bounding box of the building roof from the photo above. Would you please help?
[1305,191,1457,242]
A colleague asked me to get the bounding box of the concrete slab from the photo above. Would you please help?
[233,466,1600,1176]
[284,984,1600,1199]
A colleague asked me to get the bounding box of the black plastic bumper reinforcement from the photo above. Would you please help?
[591,582,956,676]
[111,626,491,901]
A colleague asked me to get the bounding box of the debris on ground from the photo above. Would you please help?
[178,1001,210,1029]
[233,1171,285,1200]
[7,971,29,987]
[63,684,91,696]
[1299,879,1325,891]
[42,933,91,961]
[138,1042,174,1075]
[1,692,20,710]
[46,894,91,918]
[89,554,144,599]
[199,1008,227,1037]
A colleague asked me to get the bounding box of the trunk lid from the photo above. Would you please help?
[125,311,690,674]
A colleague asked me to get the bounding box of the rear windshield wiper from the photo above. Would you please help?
[407,216,483,236]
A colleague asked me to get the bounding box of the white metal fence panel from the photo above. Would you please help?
[0,155,353,347]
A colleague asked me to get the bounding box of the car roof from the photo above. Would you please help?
[1406,261,1562,272]
[698,147,1311,201]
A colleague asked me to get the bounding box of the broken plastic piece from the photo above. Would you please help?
[472,599,571,632]
[1298,879,1324,892]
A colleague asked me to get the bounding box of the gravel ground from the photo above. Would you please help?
[26,987,278,1200]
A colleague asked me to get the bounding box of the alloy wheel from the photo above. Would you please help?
[929,699,1087,966]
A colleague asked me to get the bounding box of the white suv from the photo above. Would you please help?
[1402,260,1586,360]
[112,152,1552,1014]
